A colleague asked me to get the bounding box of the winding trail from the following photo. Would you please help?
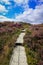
[9,30,28,65]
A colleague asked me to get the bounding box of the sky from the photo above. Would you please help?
[0,0,43,24]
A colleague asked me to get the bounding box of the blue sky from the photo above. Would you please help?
[0,0,43,24]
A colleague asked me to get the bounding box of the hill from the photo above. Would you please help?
[24,24,43,65]
[0,21,24,65]
[0,22,43,65]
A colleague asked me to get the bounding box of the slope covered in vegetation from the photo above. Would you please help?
[0,21,23,65]
[24,24,43,65]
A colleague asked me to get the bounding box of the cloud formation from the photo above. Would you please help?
[15,4,43,24]
[0,0,43,24]
[0,0,10,4]
[0,4,8,13]
[0,15,15,22]
[14,0,29,10]
[14,0,28,4]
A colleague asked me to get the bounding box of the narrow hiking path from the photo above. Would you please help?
[9,30,28,65]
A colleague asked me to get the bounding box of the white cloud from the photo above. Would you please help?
[15,4,43,24]
[0,4,8,13]
[0,0,11,10]
[14,0,24,4]
[14,0,28,4]
[0,0,11,4]
[14,0,29,10]
[0,15,15,22]
[0,4,43,24]
[0,0,43,24]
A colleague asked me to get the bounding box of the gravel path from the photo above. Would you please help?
[9,32,28,65]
